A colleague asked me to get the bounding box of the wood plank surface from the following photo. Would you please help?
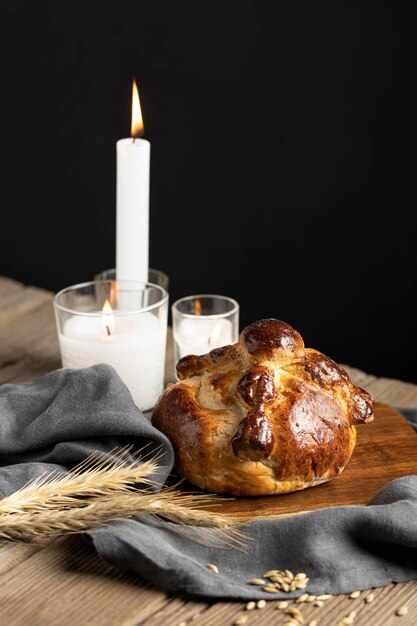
[0,276,416,626]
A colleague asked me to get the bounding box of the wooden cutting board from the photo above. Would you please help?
[179,403,417,519]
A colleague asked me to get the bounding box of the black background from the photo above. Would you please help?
[0,1,416,381]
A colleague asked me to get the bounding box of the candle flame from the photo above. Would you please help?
[208,322,222,347]
[102,299,115,336]
[194,299,202,316]
[110,281,119,308]
[131,79,145,138]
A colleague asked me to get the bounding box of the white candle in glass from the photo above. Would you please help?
[116,79,150,283]
[58,303,166,411]
[174,317,234,359]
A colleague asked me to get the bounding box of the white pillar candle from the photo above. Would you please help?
[116,80,150,283]
[58,311,166,411]
[173,317,234,360]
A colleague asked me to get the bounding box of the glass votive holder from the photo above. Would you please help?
[172,294,239,364]
[53,280,168,412]
[94,268,169,293]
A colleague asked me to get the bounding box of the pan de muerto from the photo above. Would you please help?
[152,319,374,496]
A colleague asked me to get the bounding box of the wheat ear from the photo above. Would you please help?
[0,489,247,547]
[0,449,247,548]
[1,446,160,514]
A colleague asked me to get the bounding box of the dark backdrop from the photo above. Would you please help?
[0,0,416,382]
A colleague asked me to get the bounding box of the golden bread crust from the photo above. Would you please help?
[152,319,373,496]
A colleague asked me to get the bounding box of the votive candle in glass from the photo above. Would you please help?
[54,280,168,412]
[172,294,239,364]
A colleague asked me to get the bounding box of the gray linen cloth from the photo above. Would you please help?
[0,364,416,599]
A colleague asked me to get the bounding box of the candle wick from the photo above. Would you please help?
[106,325,111,336]
[132,137,136,144]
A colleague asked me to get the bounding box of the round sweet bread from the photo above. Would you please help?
[152,319,374,496]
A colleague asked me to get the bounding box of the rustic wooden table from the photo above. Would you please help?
[0,275,416,626]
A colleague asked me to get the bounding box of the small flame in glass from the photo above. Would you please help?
[110,281,118,308]
[131,79,144,138]
[102,299,115,336]
[208,322,222,347]
[194,299,202,316]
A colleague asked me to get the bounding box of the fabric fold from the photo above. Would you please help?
[0,364,173,495]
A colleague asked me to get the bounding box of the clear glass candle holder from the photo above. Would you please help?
[94,268,169,293]
[54,280,168,412]
[172,294,239,365]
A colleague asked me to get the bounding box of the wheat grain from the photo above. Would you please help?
[335,617,355,626]
[288,606,304,622]
[233,615,248,625]
[246,601,256,611]
[396,605,409,616]
[269,575,284,584]
[264,569,281,577]
[293,575,309,590]
[206,563,218,573]
[294,581,309,590]
[296,594,309,603]
[247,579,266,586]
[349,591,361,599]
[277,600,289,610]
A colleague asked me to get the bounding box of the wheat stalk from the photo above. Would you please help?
[0,448,247,549]
[0,490,247,548]
[1,446,160,514]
